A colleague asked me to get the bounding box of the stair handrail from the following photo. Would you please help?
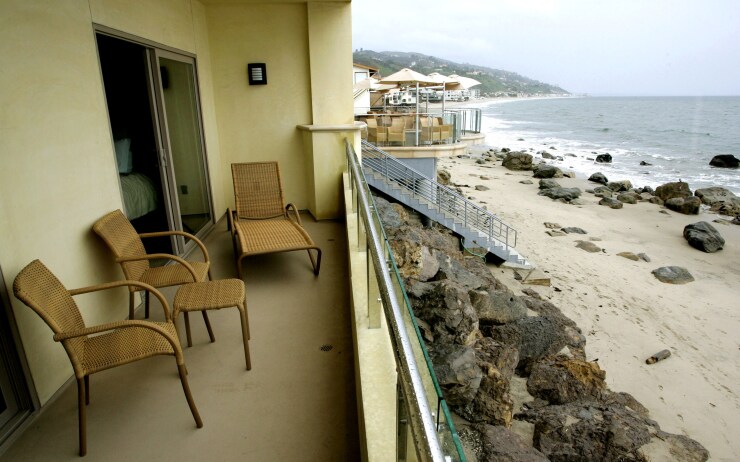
[360,140,518,250]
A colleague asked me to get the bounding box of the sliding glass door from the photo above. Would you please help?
[154,51,213,245]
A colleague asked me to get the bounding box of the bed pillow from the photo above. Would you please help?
[115,138,133,174]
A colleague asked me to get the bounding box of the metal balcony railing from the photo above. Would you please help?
[345,140,466,462]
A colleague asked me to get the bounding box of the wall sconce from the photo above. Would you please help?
[247,63,267,85]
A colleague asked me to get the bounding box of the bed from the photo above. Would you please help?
[120,172,158,220]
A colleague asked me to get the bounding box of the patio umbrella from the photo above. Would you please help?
[446,74,481,90]
[427,73,460,113]
[380,68,436,145]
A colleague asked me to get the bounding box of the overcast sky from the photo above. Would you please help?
[352,0,740,96]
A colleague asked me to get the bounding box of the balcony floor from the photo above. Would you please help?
[1,216,359,461]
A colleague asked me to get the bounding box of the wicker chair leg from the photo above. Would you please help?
[237,255,246,280]
[177,364,203,428]
[128,292,135,320]
[77,378,87,456]
[201,312,215,343]
[84,375,90,405]
[308,248,322,276]
[184,312,192,347]
[239,306,251,370]
[144,291,150,319]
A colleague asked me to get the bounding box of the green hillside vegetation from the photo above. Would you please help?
[354,50,569,96]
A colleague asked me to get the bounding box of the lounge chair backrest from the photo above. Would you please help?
[14,259,86,363]
[93,210,149,282]
[232,162,286,220]
[366,118,378,128]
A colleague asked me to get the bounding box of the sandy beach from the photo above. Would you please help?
[437,151,740,460]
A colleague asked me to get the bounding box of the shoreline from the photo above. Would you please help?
[438,150,740,460]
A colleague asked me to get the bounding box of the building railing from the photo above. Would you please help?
[441,108,482,135]
[345,139,466,462]
[356,112,460,147]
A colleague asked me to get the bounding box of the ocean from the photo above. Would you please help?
[479,96,740,195]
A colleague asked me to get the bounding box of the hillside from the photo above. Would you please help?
[353,50,569,96]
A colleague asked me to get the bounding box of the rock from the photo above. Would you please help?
[655,181,692,201]
[503,152,534,171]
[519,180,534,185]
[617,192,640,204]
[652,266,694,284]
[487,316,575,373]
[480,175,491,180]
[595,153,612,163]
[708,154,739,168]
[683,221,725,253]
[592,185,613,198]
[469,288,527,324]
[470,424,549,462]
[638,432,710,462]
[429,344,483,406]
[475,185,490,191]
[638,253,651,262]
[546,230,566,237]
[588,172,609,185]
[648,196,664,205]
[570,199,587,206]
[608,180,632,192]
[501,147,511,153]
[694,187,740,216]
[562,227,587,234]
[543,222,562,229]
[437,168,451,185]
[407,280,480,345]
[599,197,623,209]
[527,355,607,404]
[665,196,701,214]
[517,401,652,462]
[640,160,652,166]
[476,159,487,165]
[538,187,582,202]
[617,252,640,261]
[562,171,575,178]
[575,240,601,253]
[541,151,555,160]
[533,164,563,179]
[538,179,560,190]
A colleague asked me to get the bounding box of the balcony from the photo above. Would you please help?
[0,216,360,461]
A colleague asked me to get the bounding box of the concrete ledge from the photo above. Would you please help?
[461,132,486,145]
[379,142,468,158]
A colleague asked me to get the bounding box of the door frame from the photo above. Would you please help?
[0,265,38,454]
[93,25,216,255]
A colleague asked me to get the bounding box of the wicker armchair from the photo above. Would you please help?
[93,210,212,329]
[13,260,202,456]
[228,162,321,279]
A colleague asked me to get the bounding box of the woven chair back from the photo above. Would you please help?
[13,260,86,363]
[231,162,286,220]
[93,210,149,281]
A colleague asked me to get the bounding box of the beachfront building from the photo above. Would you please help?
[0,1,462,461]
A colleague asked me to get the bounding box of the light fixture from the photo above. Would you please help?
[248,63,267,85]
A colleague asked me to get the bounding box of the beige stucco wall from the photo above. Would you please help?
[0,0,222,405]
[206,3,313,209]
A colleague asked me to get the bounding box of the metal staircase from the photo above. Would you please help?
[360,140,532,268]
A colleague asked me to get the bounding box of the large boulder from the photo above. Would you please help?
[503,152,534,171]
[607,180,632,192]
[538,187,582,202]
[652,266,694,284]
[694,187,740,216]
[527,355,607,404]
[533,164,563,179]
[599,197,623,209]
[487,316,574,373]
[709,154,739,168]
[429,344,483,406]
[437,168,452,185]
[407,280,480,345]
[469,288,527,324]
[457,337,519,425]
[683,221,725,253]
[538,178,561,190]
[469,424,549,462]
[595,153,612,163]
[588,172,608,185]
[665,196,701,214]
[517,400,709,462]
[617,191,640,204]
[655,181,692,201]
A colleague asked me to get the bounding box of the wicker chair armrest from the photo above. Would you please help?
[116,254,199,283]
[69,280,172,320]
[285,203,303,226]
[138,230,210,263]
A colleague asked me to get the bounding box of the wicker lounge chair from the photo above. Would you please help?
[228,162,321,280]
[13,260,202,456]
[93,210,212,328]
